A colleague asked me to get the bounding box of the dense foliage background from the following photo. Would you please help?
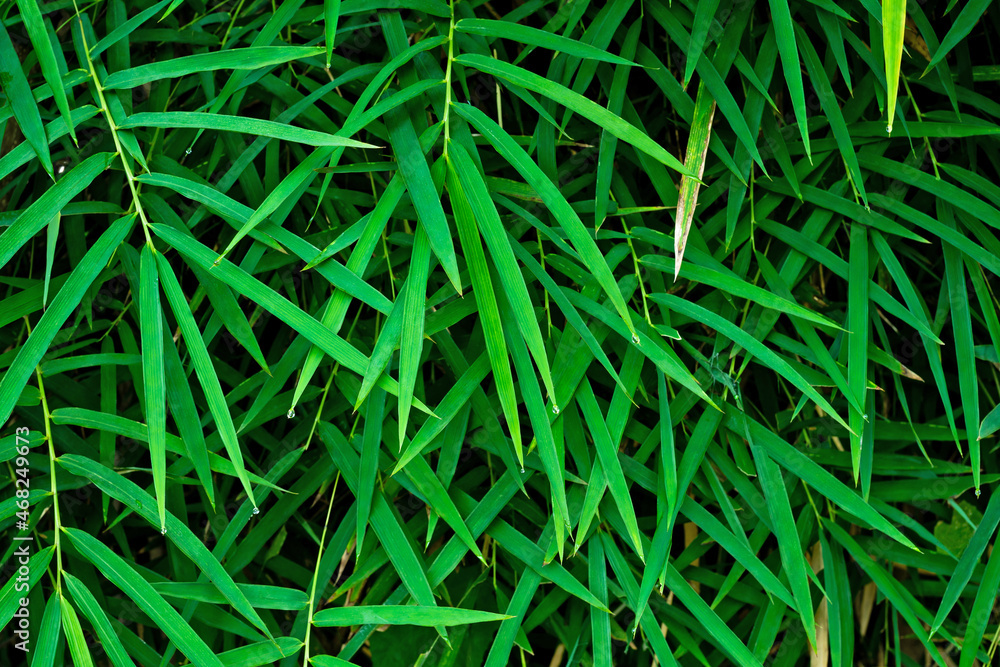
[2,0,1000,665]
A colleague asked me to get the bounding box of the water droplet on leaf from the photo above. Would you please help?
[160,527,167,535]
[631,332,640,345]
[286,408,295,419]
[886,124,892,134]
[976,488,982,498]
[185,148,192,155]
[520,467,526,474]
[552,404,560,415]
[252,507,260,515]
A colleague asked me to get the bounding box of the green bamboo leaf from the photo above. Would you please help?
[960,531,1000,667]
[453,102,636,339]
[32,594,62,667]
[931,490,1000,635]
[63,528,225,667]
[449,140,557,410]
[0,153,116,271]
[455,19,637,66]
[923,0,992,74]
[577,380,644,561]
[15,0,75,144]
[397,225,431,449]
[589,537,613,667]
[42,212,59,307]
[88,0,172,59]
[767,0,810,156]
[318,422,440,610]
[0,213,134,426]
[883,0,906,132]
[154,251,258,511]
[151,582,309,610]
[102,46,324,89]
[747,446,815,648]
[847,223,869,488]
[314,605,508,627]
[642,254,841,329]
[684,0,723,86]
[733,406,917,549]
[357,387,386,556]
[324,0,341,67]
[50,408,286,492]
[446,157,521,463]
[218,638,303,666]
[58,454,274,637]
[386,107,460,293]
[139,243,168,533]
[0,20,54,177]
[941,207,980,495]
[311,657,358,667]
[354,282,406,410]
[394,352,490,473]
[150,223,432,415]
[63,573,133,667]
[796,23,868,206]
[980,403,1000,440]
[119,112,377,148]
[59,593,95,667]
[651,293,851,432]
[0,547,53,627]
[674,79,715,278]
[455,54,691,176]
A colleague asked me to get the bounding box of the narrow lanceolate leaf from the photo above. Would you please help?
[154,251,258,511]
[578,380,644,562]
[151,224,432,414]
[684,0,723,87]
[848,224,869,488]
[980,403,1000,440]
[59,593,94,667]
[324,0,341,66]
[63,528,225,667]
[385,108,460,293]
[0,153,116,271]
[58,454,274,638]
[447,156,521,464]
[397,227,431,449]
[882,0,906,133]
[453,102,636,339]
[453,55,692,175]
[33,595,62,667]
[101,46,324,88]
[942,215,980,495]
[924,0,992,75]
[455,19,638,66]
[674,79,716,279]
[63,573,133,667]
[960,534,1000,667]
[747,447,816,649]
[450,141,556,410]
[118,112,377,148]
[16,0,75,143]
[931,489,1000,635]
[0,214,134,426]
[357,387,386,556]
[652,294,852,433]
[139,244,168,533]
[43,213,60,307]
[0,20,54,177]
[767,0,810,156]
[313,606,508,627]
